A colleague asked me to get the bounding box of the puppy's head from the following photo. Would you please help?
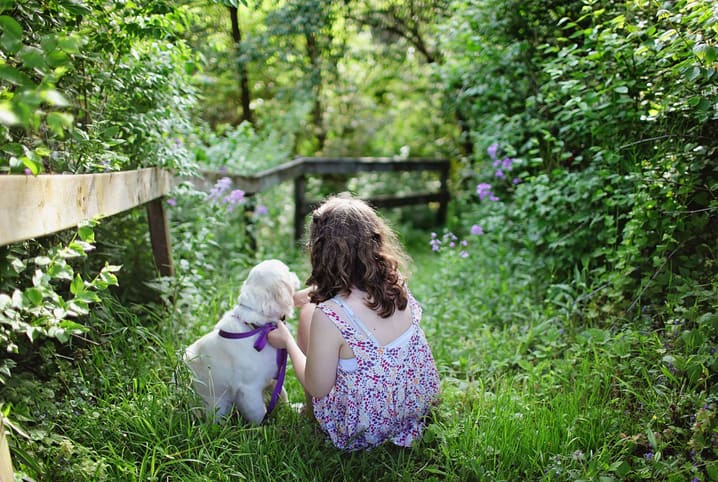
[237,259,300,323]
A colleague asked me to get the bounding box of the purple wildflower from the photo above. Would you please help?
[224,189,245,211]
[24,168,32,175]
[476,183,493,201]
[459,250,469,258]
[166,198,177,206]
[470,224,484,236]
[209,177,232,202]
[255,204,268,216]
[487,143,498,160]
[495,169,506,180]
[501,157,513,170]
[443,232,458,242]
[644,451,653,460]
[493,159,502,169]
[461,240,468,247]
[512,177,521,185]
[430,232,441,252]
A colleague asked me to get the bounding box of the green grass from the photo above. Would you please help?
[2,230,714,481]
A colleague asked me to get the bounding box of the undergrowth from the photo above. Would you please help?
[2,220,715,480]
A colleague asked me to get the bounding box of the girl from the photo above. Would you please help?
[268,193,440,450]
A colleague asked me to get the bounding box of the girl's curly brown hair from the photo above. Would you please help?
[306,194,410,318]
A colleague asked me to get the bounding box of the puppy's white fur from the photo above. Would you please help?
[184,259,300,424]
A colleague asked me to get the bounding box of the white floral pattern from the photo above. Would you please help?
[312,293,440,450]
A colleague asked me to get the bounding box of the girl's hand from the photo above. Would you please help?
[268,322,293,349]
[293,287,313,307]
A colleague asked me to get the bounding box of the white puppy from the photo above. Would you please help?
[184,259,300,424]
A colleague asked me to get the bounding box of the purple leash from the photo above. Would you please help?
[218,323,287,421]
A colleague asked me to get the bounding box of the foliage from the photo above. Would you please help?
[0,0,200,174]
[0,222,119,383]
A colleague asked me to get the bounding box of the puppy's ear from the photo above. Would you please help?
[264,270,299,319]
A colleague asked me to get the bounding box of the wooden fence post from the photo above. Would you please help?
[293,175,306,241]
[146,199,174,277]
[438,162,449,225]
[0,417,14,482]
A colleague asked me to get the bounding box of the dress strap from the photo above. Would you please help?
[317,299,376,364]
[330,297,379,345]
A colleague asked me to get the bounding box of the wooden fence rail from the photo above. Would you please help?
[201,157,451,240]
[0,168,174,276]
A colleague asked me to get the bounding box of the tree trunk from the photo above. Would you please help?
[229,6,254,125]
[305,31,326,152]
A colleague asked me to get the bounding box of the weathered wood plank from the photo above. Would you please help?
[0,168,170,246]
[299,157,449,175]
[146,199,174,277]
[0,418,14,482]
[200,158,306,194]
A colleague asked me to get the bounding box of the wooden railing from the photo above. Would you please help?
[0,168,174,276]
[201,157,451,240]
[1,157,450,274]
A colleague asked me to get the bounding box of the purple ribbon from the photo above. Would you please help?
[218,323,287,421]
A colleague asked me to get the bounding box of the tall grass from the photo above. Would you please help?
[3,224,709,480]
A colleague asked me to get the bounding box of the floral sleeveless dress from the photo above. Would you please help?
[312,293,441,450]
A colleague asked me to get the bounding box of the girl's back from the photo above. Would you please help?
[312,289,440,451]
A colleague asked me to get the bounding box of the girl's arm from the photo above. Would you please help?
[268,308,341,399]
[304,309,341,398]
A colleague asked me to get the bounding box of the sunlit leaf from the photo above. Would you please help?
[42,89,70,107]
[70,274,84,295]
[23,288,43,306]
[0,103,18,125]
[0,15,22,54]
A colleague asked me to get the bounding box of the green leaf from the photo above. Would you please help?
[614,86,628,94]
[22,157,41,175]
[19,46,45,69]
[0,1,16,15]
[42,89,70,107]
[46,112,74,136]
[70,274,84,295]
[706,460,718,481]
[77,224,95,243]
[23,288,43,306]
[0,15,23,54]
[58,0,92,16]
[0,64,31,86]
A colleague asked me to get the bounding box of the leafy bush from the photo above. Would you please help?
[0,223,119,382]
[0,0,200,175]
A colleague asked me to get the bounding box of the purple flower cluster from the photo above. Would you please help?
[254,204,268,216]
[208,176,246,212]
[223,189,245,212]
[430,227,483,258]
[487,142,521,185]
[431,142,522,256]
[476,183,499,202]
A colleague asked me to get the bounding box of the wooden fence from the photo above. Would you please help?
[200,156,451,240]
[0,168,174,276]
[1,157,450,272]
